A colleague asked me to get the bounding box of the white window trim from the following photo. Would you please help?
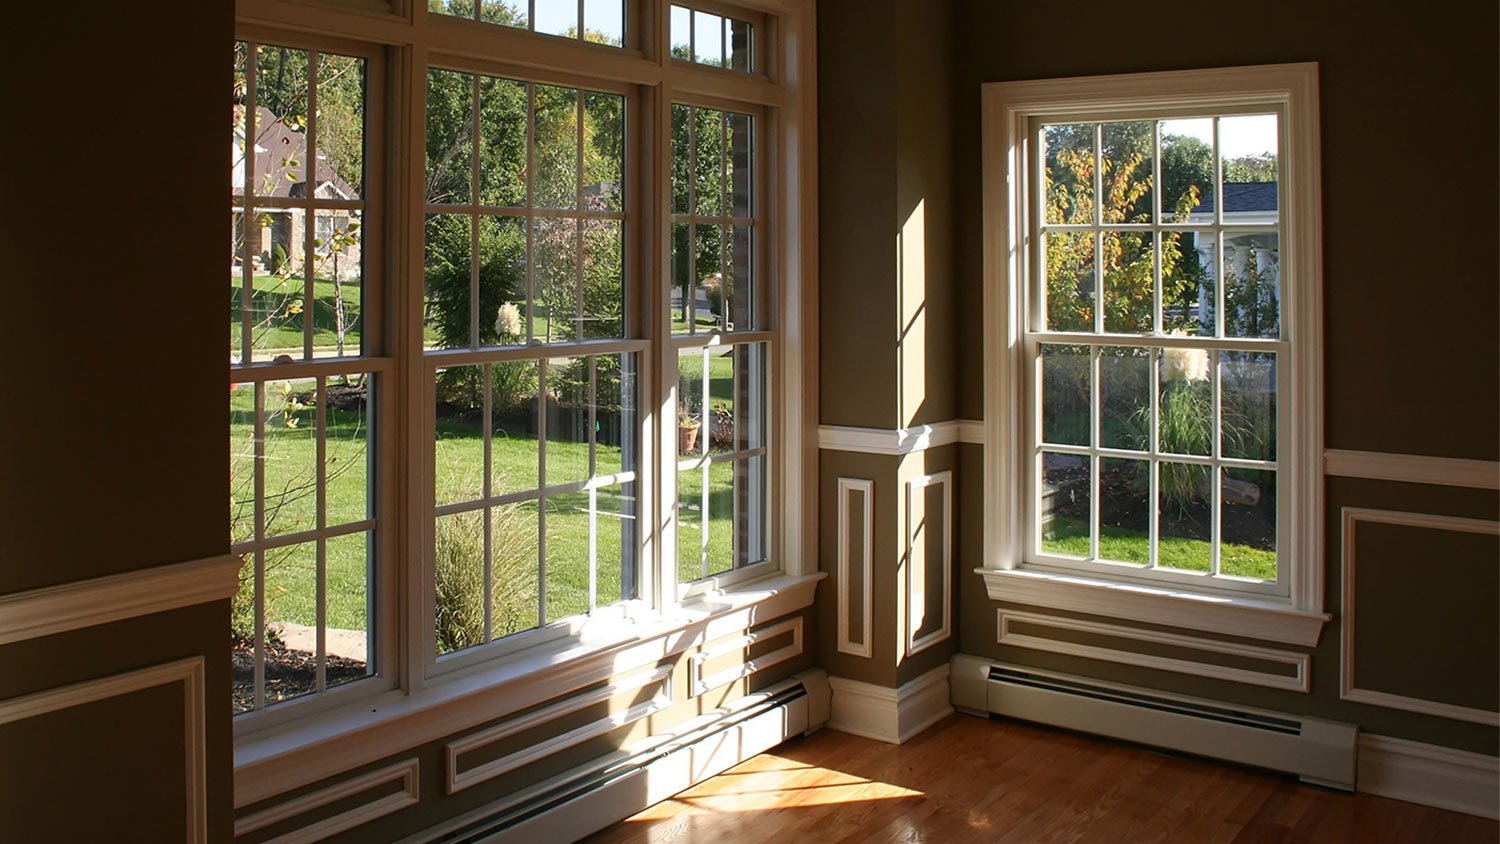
[231,0,819,756]
[978,63,1328,647]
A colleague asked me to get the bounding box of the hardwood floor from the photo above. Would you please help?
[585,714,1498,843]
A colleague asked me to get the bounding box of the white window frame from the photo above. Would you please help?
[230,0,818,788]
[979,64,1328,647]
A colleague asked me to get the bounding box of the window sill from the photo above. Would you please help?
[232,570,824,810]
[975,567,1328,647]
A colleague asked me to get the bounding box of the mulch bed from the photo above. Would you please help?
[232,636,369,712]
[1048,462,1275,549]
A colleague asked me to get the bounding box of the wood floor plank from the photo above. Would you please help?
[584,715,1499,844]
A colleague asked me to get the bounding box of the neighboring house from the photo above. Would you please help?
[232,104,362,280]
[1182,181,1281,331]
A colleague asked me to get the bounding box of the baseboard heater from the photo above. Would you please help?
[951,656,1355,790]
[408,669,830,844]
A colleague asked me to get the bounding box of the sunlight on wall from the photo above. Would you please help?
[898,199,927,427]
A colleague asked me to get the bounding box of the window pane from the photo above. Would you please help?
[1221,469,1277,581]
[707,455,767,575]
[593,354,638,480]
[1044,231,1095,332]
[263,379,319,539]
[434,365,486,505]
[1040,344,1089,447]
[730,343,768,452]
[1223,232,1280,338]
[1157,462,1211,572]
[434,509,485,654]
[534,0,578,37]
[729,18,753,72]
[431,0,477,18]
[534,216,579,341]
[692,107,724,216]
[693,223,721,330]
[669,5,692,60]
[324,375,371,527]
[493,502,541,639]
[1043,123,1094,225]
[1102,230,1152,333]
[1099,346,1149,451]
[534,84,579,210]
[728,112,753,218]
[693,10,724,66]
[545,358,592,488]
[230,385,256,546]
[1162,231,1214,335]
[670,104,691,214]
[311,210,363,356]
[677,348,707,454]
[478,215,528,345]
[727,223,753,331]
[325,530,373,688]
[1100,121,1152,224]
[1159,118,1213,221]
[546,491,592,622]
[491,359,541,495]
[424,213,473,349]
[678,466,705,583]
[581,218,624,339]
[1157,345,1211,456]
[264,541,317,705]
[426,69,473,205]
[1099,458,1149,565]
[584,91,625,212]
[315,53,365,199]
[1040,452,1090,558]
[670,221,693,334]
[595,482,638,605]
[1219,114,1278,223]
[583,0,624,45]
[1221,352,1277,462]
[480,0,526,27]
[479,76,527,208]
[246,211,308,361]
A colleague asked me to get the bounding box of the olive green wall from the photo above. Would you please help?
[946,0,1499,757]
[0,2,234,840]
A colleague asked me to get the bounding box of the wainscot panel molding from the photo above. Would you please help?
[817,420,984,455]
[446,664,674,795]
[837,478,874,658]
[905,471,952,656]
[1339,508,1500,726]
[1357,734,1500,820]
[0,657,207,843]
[234,758,420,843]
[1325,450,1500,490]
[996,609,1310,693]
[976,567,1330,646]
[826,664,952,744]
[234,573,822,808]
[690,617,804,697]
[0,554,241,645]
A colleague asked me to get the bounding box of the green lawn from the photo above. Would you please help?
[229,274,366,355]
[1041,515,1276,580]
[236,380,745,645]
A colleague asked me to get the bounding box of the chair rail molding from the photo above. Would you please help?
[0,555,242,646]
[818,421,984,455]
[1324,449,1499,489]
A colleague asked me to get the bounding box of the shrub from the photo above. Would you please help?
[434,503,539,653]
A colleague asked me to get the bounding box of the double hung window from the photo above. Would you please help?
[981,65,1324,641]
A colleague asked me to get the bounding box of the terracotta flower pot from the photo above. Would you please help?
[678,422,701,453]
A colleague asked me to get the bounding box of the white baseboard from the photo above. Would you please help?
[827,665,952,744]
[1358,734,1500,820]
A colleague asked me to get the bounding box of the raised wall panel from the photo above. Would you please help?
[837,478,874,657]
[905,471,951,656]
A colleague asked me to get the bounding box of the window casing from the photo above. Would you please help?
[230,0,814,736]
[980,65,1325,644]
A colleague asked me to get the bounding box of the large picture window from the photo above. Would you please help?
[981,65,1324,644]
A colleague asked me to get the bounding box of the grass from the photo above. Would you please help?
[236,376,746,642]
[1041,515,1276,580]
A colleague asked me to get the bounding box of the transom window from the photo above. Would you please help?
[430,0,627,47]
